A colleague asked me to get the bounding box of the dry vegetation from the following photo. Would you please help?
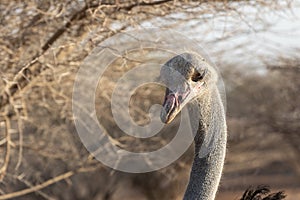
[0,0,299,199]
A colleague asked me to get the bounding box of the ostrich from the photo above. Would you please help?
[159,53,286,200]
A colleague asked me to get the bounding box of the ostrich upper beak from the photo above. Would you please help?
[161,88,191,124]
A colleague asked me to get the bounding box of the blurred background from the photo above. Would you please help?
[0,0,299,199]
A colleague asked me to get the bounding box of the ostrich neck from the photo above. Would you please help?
[183,86,227,200]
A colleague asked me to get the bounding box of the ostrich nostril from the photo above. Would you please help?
[178,95,183,102]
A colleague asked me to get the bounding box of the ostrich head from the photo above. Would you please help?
[160,53,217,124]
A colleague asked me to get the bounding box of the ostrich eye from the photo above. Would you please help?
[191,69,207,82]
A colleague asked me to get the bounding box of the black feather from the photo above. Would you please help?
[240,185,286,200]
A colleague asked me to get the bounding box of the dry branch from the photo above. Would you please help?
[6,173,54,200]
[0,0,175,111]
[0,165,100,200]
[0,116,12,181]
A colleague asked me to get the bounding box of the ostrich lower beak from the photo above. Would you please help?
[161,88,190,124]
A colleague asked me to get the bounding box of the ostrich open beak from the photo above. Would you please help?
[161,87,191,124]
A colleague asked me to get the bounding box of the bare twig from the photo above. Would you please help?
[0,115,12,181]
[7,173,54,200]
[0,165,100,200]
